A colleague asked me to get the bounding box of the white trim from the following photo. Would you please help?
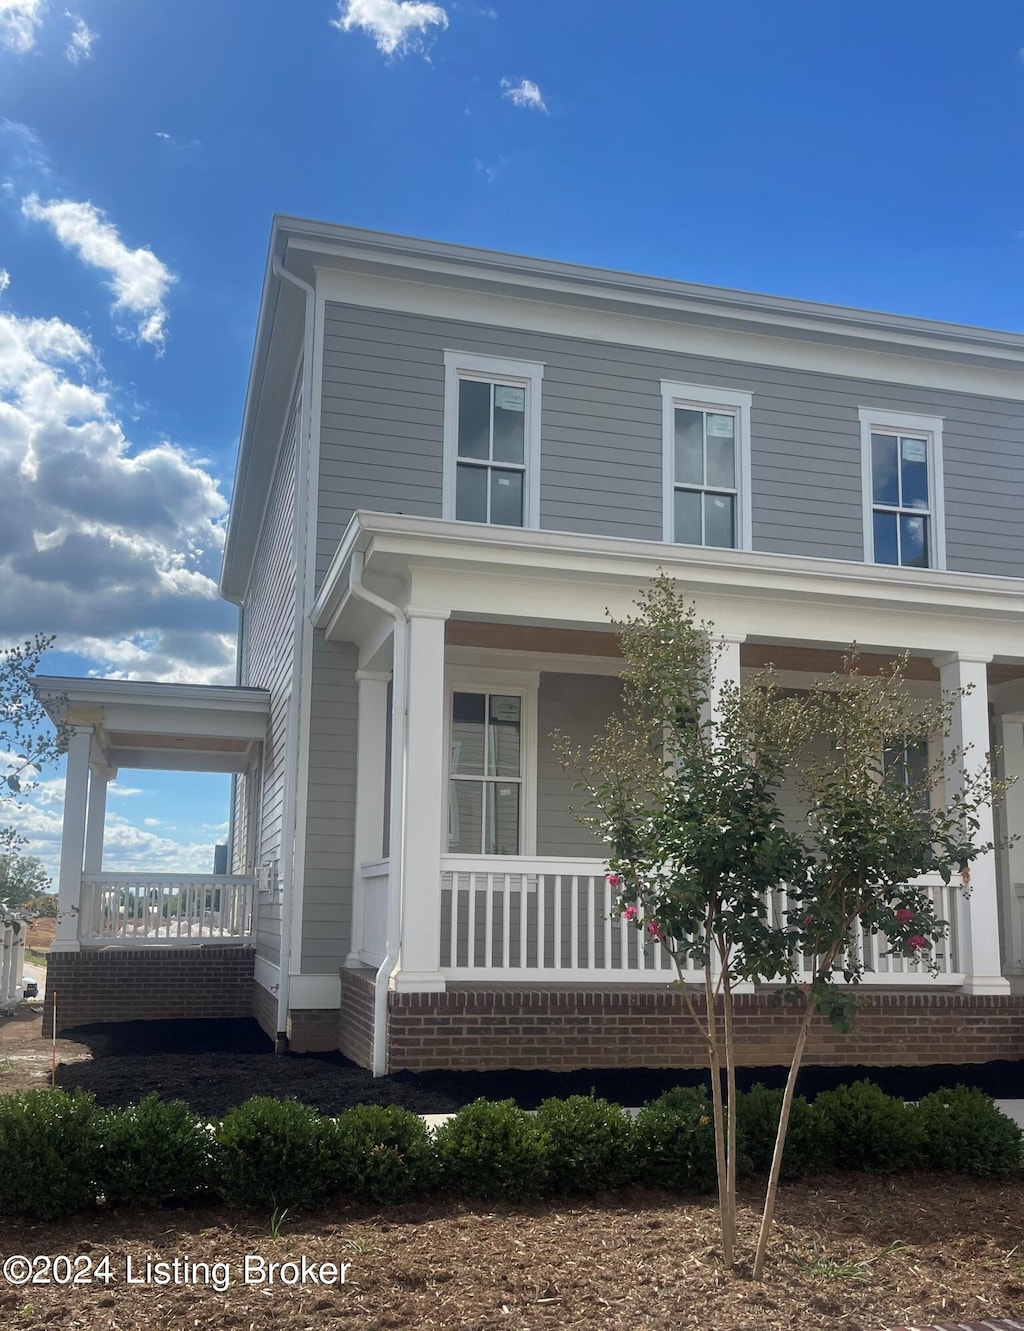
[661,381,753,550]
[446,645,623,677]
[859,407,946,572]
[254,955,280,993]
[288,974,342,1008]
[442,350,543,529]
[444,666,540,858]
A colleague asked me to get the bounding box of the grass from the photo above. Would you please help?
[24,949,48,968]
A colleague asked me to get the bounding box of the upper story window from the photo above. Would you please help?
[859,408,945,570]
[443,351,543,528]
[661,382,752,549]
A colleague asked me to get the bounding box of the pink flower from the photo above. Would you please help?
[907,935,928,952]
[895,908,913,922]
[803,914,816,925]
[648,921,663,940]
[607,873,623,888]
[622,905,638,922]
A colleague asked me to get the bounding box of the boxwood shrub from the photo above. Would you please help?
[813,1079,922,1174]
[534,1094,636,1195]
[97,1094,215,1208]
[913,1086,1023,1179]
[0,1088,103,1220]
[216,1096,337,1210]
[332,1103,438,1204]
[434,1098,547,1201]
[736,1083,823,1180]
[632,1085,718,1193]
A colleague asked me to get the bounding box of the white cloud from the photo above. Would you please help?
[108,782,143,797]
[500,77,547,112]
[64,12,95,63]
[331,0,447,56]
[0,0,45,53]
[21,193,174,349]
[0,271,235,690]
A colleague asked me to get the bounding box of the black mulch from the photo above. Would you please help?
[51,1018,1024,1118]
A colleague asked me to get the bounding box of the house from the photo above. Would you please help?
[38,218,1024,1074]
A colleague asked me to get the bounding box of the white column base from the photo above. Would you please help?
[961,973,1012,995]
[48,939,81,954]
[390,970,447,993]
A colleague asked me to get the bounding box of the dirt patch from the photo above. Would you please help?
[0,1177,1022,1330]
[25,918,55,950]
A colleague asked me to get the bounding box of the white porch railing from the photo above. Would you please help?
[79,873,256,945]
[439,857,963,985]
[358,859,390,966]
[0,914,27,1010]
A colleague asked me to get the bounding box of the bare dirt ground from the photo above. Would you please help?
[1,1007,1022,1329]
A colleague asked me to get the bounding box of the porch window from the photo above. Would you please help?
[884,736,932,811]
[443,351,543,529]
[449,692,523,855]
[859,408,946,570]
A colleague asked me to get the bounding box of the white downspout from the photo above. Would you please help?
[348,551,407,1077]
[271,255,315,1052]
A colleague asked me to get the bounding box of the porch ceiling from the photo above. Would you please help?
[34,677,270,774]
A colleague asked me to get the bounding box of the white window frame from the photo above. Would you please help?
[859,407,946,571]
[443,667,539,857]
[661,381,753,549]
[443,351,544,529]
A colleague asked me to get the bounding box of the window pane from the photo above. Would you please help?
[449,780,483,853]
[900,513,929,568]
[873,510,898,564]
[900,436,929,511]
[674,488,701,544]
[489,468,523,526]
[704,493,735,548]
[451,692,486,775]
[705,414,735,489]
[492,385,526,464]
[488,695,521,777]
[457,379,490,460]
[456,462,488,522]
[871,433,899,506]
[486,782,520,855]
[674,409,704,486]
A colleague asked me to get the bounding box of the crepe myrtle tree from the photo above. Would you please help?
[557,575,1003,1277]
[0,635,68,865]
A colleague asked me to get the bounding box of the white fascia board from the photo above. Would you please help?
[314,512,1024,660]
[311,266,1024,401]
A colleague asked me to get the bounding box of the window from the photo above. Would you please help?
[443,351,543,528]
[883,736,932,810]
[661,382,752,549]
[445,670,538,857]
[859,409,945,570]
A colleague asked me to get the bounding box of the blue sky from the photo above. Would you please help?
[2,0,1023,877]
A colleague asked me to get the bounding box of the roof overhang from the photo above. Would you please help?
[33,678,271,774]
[311,511,1024,668]
[220,216,1024,607]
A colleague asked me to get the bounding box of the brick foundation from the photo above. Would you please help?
[339,968,376,1067]
[253,980,278,1041]
[287,1007,339,1053]
[44,947,255,1035]
[383,986,1024,1073]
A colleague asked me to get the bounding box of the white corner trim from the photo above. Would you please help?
[442,349,544,529]
[661,380,753,550]
[288,973,343,1009]
[859,406,946,571]
[254,955,281,993]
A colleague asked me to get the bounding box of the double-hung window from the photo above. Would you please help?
[661,382,752,549]
[445,671,538,857]
[443,351,543,528]
[859,409,945,570]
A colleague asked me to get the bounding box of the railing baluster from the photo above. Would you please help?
[570,876,579,971]
[502,873,512,969]
[467,872,478,968]
[603,875,613,972]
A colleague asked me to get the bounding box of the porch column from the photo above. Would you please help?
[83,763,113,874]
[347,669,391,968]
[934,653,1009,994]
[53,726,93,952]
[997,718,1024,973]
[394,606,449,992]
[706,634,745,724]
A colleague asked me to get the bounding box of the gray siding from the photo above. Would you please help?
[317,303,1024,584]
[238,389,299,967]
[536,673,620,859]
[300,634,358,974]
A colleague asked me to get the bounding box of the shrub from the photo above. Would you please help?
[813,1080,921,1174]
[534,1094,635,1195]
[0,1089,103,1220]
[216,1097,337,1210]
[736,1083,823,1179]
[633,1085,718,1193]
[97,1094,215,1208]
[434,1098,546,1201]
[913,1086,1023,1179]
[332,1104,438,1204]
